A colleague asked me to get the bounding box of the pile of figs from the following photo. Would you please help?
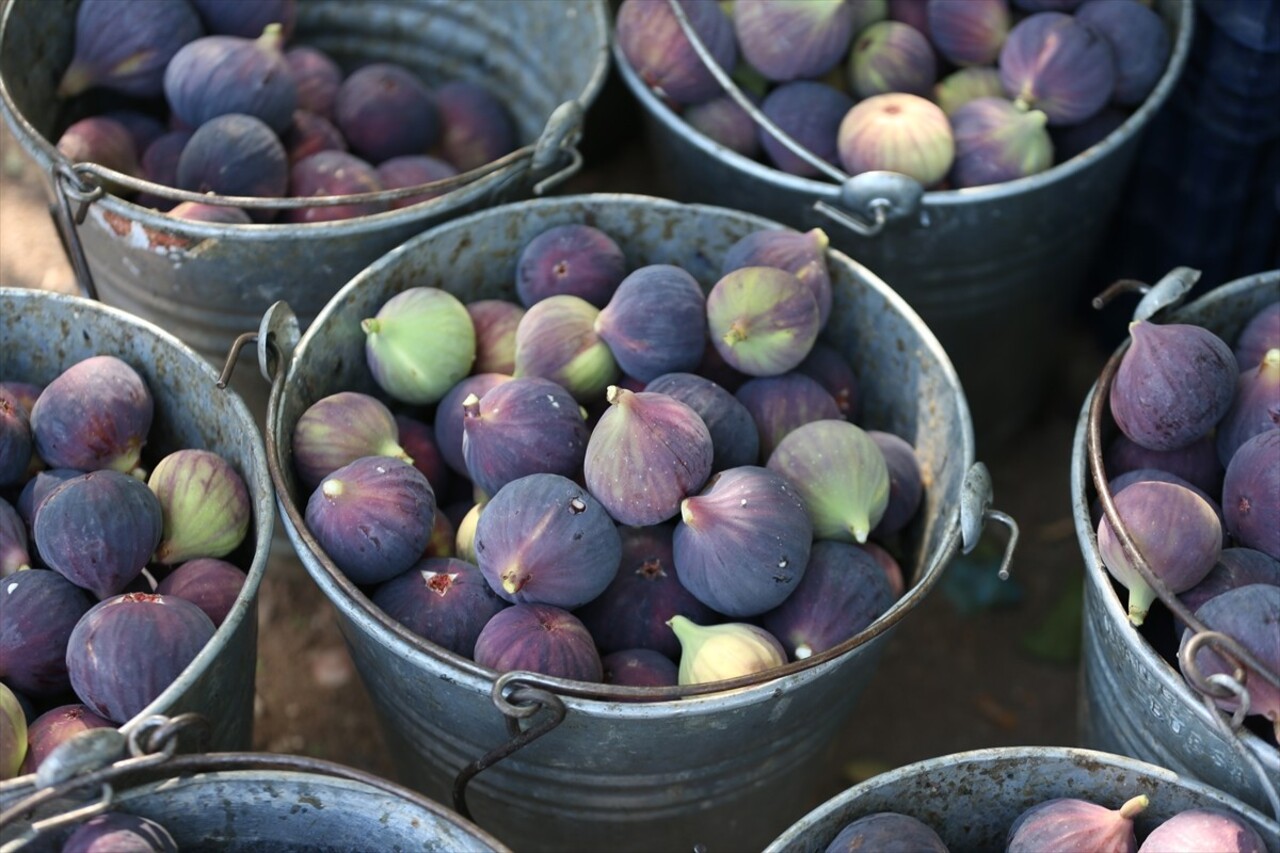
[49,0,517,223]
[616,0,1174,189]
[0,356,253,779]
[293,221,923,692]
[1093,297,1280,745]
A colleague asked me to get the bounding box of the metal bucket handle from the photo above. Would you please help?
[1087,268,1280,821]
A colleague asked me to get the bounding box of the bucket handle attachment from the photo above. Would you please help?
[960,462,1019,580]
[49,161,103,301]
[530,100,588,196]
[218,301,301,390]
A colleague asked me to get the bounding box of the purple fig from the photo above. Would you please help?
[644,372,760,472]
[861,540,906,598]
[138,130,194,209]
[1012,0,1082,9]
[1105,432,1223,497]
[16,468,83,530]
[375,155,458,209]
[673,466,812,617]
[595,264,708,382]
[474,473,621,609]
[305,456,436,587]
[175,114,288,222]
[55,117,141,181]
[722,227,833,330]
[998,12,1116,126]
[1137,808,1268,853]
[61,812,178,853]
[164,25,296,134]
[1007,795,1149,853]
[191,0,296,39]
[292,391,413,491]
[933,66,1006,116]
[696,338,751,393]
[434,373,513,478]
[1215,348,1280,466]
[0,388,32,488]
[603,648,678,688]
[154,557,246,627]
[848,20,937,99]
[868,430,924,536]
[707,266,821,377]
[1050,107,1128,163]
[0,381,41,416]
[513,295,619,403]
[35,471,164,599]
[0,569,93,697]
[0,498,30,577]
[735,373,842,463]
[370,557,506,657]
[1110,321,1237,452]
[334,62,441,164]
[1178,548,1280,619]
[283,110,348,165]
[362,287,476,405]
[615,0,738,106]
[734,0,856,82]
[56,0,205,99]
[515,224,628,309]
[1096,480,1222,625]
[285,45,343,120]
[147,449,250,565]
[851,0,890,32]
[757,81,856,179]
[684,94,761,158]
[767,419,890,544]
[461,377,590,496]
[927,0,1009,67]
[1093,468,1224,535]
[1235,302,1280,370]
[1075,0,1171,107]
[283,150,388,223]
[434,80,518,172]
[948,96,1053,188]
[167,202,252,223]
[668,615,786,684]
[584,387,714,527]
[825,812,949,853]
[466,299,525,376]
[473,603,603,682]
[1222,430,1280,559]
[19,704,115,776]
[837,92,955,187]
[394,414,450,498]
[795,342,858,419]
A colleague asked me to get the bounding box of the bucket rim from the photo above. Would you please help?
[0,286,274,740]
[267,191,977,709]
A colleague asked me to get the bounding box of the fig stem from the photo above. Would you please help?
[605,385,622,406]
[56,63,93,99]
[722,323,748,347]
[1118,794,1150,820]
[321,478,344,499]
[461,393,482,420]
[360,318,381,336]
[1126,581,1156,627]
[382,440,415,466]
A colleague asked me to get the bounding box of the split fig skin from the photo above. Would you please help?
[825,812,949,852]
[370,557,506,658]
[473,603,603,683]
[1006,794,1149,853]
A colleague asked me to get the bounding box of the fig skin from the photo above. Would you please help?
[334,62,441,165]
[434,80,518,172]
[825,812,949,853]
[362,287,477,406]
[848,20,937,99]
[615,0,738,106]
[474,473,622,609]
[1007,794,1149,853]
[283,110,348,166]
[147,449,251,565]
[168,202,252,224]
[56,0,205,100]
[375,155,458,210]
[393,414,450,499]
[684,94,761,158]
[283,150,389,224]
[1110,321,1238,452]
[285,45,343,120]
[948,97,1053,189]
[1105,432,1223,497]
[998,11,1116,126]
[837,92,955,187]
[1234,302,1280,370]
[0,389,31,488]
[61,812,178,853]
[55,117,141,183]
[292,391,413,492]
[1092,468,1224,535]
[15,468,83,530]
[734,0,855,82]
[66,592,217,723]
[139,130,194,209]
[1178,548,1280,620]
[370,557,506,658]
[515,224,628,310]
[19,704,115,776]
[175,114,289,221]
[154,557,247,628]
[513,295,620,404]
[433,373,513,478]
[305,456,437,587]
[0,569,94,697]
[0,684,25,779]
[868,430,924,536]
[191,0,296,39]
[466,299,525,376]
[757,81,856,179]
[1075,0,1170,108]
[861,540,906,598]
[0,498,30,577]
[164,25,297,134]
[795,342,858,420]
[707,266,821,378]
[1222,430,1280,559]
[30,355,153,475]
[721,228,833,330]
[927,0,1009,67]
[473,603,603,682]
[603,648,679,689]
[1214,348,1280,466]
[735,373,842,463]
[668,615,787,685]
[933,66,1007,117]
[595,264,708,382]
[0,381,41,416]
[1136,807,1268,853]
[645,372,760,472]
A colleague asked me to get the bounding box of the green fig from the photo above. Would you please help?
[513,294,619,403]
[0,682,26,780]
[147,449,251,565]
[363,287,477,405]
[668,615,787,685]
[706,266,821,378]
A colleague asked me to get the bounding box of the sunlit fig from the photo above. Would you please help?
[515,224,627,309]
[722,227,833,329]
[837,92,955,186]
[736,373,841,462]
[1234,302,1280,370]
[375,155,457,209]
[603,648,679,688]
[466,299,525,376]
[595,264,707,382]
[933,66,1006,116]
[615,0,738,106]
[1137,807,1268,853]
[645,372,759,472]
[668,615,786,685]
[363,287,476,405]
[164,24,296,133]
[999,11,1115,126]
[1222,430,1280,559]
[434,374,513,478]
[292,391,412,491]
[57,0,204,99]
[473,603,603,682]
[61,812,178,853]
[435,80,518,172]
[1075,0,1170,107]
[147,449,250,565]
[868,430,923,536]
[1007,795,1148,853]
[848,20,936,99]
[734,0,855,82]
[154,557,246,628]
[371,557,506,658]
[949,97,1053,188]
[19,704,114,776]
[513,295,619,403]
[285,45,342,119]
[826,812,948,853]
[1215,348,1280,466]
[334,62,440,164]
[707,267,820,377]
[30,355,152,475]
[927,0,1009,67]
[684,94,761,158]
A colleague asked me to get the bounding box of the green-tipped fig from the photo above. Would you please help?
[147,449,250,565]
[767,419,889,544]
[949,97,1053,188]
[1007,794,1149,853]
[514,294,619,403]
[848,20,937,99]
[0,683,26,780]
[467,299,525,375]
[934,66,1006,116]
[721,228,833,329]
[292,391,413,491]
[363,287,477,405]
[837,92,955,187]
[455,502,484,565]
[667,615,786,685]
[707,267,821,378]
[734,0,856,82]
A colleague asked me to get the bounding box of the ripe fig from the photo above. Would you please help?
[1178,548,1280,620]
[0,569,93,697]
[735,373,842,462]
[1110,321,1237,452]
[167,202,252,224]
[454,501,484,565]
[758,81,856,179]
[35,471,164,599]
[175,114,289,220]
[1105,432,1223,497]
[734,0,855,82]
[147,449,250,565]
[584,387,714,526]
[56,0,205,99]
[283,150,389,223]
[697,338,751,393]
[933,66,1006,116]
[948,97,1053,188]
[0,683,25,780]
[603,648,678,688]
[393,414,450,498]
[668,615,786,685]
[466,299,525,376]
[461,377,589,496]
[154,557,247,628]
[795,342,858,420]
[1075,0,1170,107]
[1096,480,1222,626]
[0,381,41,416]
[595,264,707,382]
[645,372,760,472]
[707,267,820,377]
[0,498,29,577]
[306,456,435,587]
[30,355,152,475]
[1215,348,1280,466]
[283,110,348,165]
[0,389,31,488]
[848,20,936,99]
[1012,0,1082,9]
[673,466,812,617]
[334,62,440,164]
[615,0,738,106]
[15,468,83,530]
[139,130,193,208]
[473,603,603,682]
[927,0,1009,67]
[868,430,924,537]
[164,24,297,134]
[767,419,890,544]
[888,0,930,36]
[515,224,627,309]
[285,45,343,120]
[1093,468,1224,535]
[103,110,166,154]
[1007,794,1148,853]
[1137,808,1268,853]
[1234,302,1280,370]
[363,287,476,406]
[375,155,458,209]
[61,812,178,853]
[434,80,518,172]
[837,92,955,187]
[1050,107,1128,162]
[19,704,114,776]
[370,557,506,658]
[825,812,949,853]
[191,0,296,39]
[1222,430,1280,559]
[434,373,513,478]
[474,473,621,609]
[998,11,1116,126]
[684,94,761,158]
[722,227,833,329]
[292,391,413,491]
[55,117,141,184]
[423,508,456,559]
[861,540,906,598]
[513,295,619,403]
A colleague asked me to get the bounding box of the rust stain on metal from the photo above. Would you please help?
[103,210,132,237]
[146,225,197,252]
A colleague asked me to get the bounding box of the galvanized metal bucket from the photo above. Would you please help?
[0,287,273,752]
[1072,269,1280,815]
[0,0,611,423]
[613,0,1194,448]
[258,193,1018,852]
[764,746,1280,853]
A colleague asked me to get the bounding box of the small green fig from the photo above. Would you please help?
[933,66,1006,116]
[0,682,26,780]
[455,502,484,565]
[667,615,787,685]
[363,287,477,405]
[147,449,251,565]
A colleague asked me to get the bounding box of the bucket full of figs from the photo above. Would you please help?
[0,0,610,422]
[1071,267,1280,814]
[611,0,1194,447]
[763,745,1280,852]
[258,192,1018,852]
[0,287,273,763]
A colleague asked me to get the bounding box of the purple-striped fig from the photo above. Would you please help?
[998,12,1115,126]
[826,813,949,853]
[1222,430,1280,559]
[1110,321,1237,452]
[154,557,246,627]
[1179,548,1280,620]
[868,430,924,536]
[0,389,31,488]
[61,812,178,853]
[362,287,476,405]
[0,498,29,577]
[1215,348,1280,466]
[285,45,343,120]
[1050,107,1127,162]
[1137,808,1268,853]
[175,114,288,221]
[948,97,1053,188]
[1096,480,1222,625]
[697,339,750,393]
[684,94,761,158]
[837,92,955,186]
[927,0,1009,67]
[861,540,906,597]
[466,300,525,376]
[306,456,435,586]
[513,295,619,403]
[474,473,621,608]
[515,224,627,309]
[434,80,518,172]
[283,150,388,223]
[0,569,93,697]
[16,468,82,530]
[595,264,708,382]
[1235,302,1280,370]
[721,227,833,329]
[707,267,821,377]
[644,372,759,472]
[736,373,841,462]
[283,110,348,165]
[164,25,296,133]
[1105,432,1223,496]
[615,0,738,106]
[0,683,27,780]
[585,387,714,526]
[668,615,786,684]
[55,117,141,185]
[434,373,513,478]
[147,449,250,565]
[1093,468,1224,535]
[167,202,252,224]
[795,342,857,419]
[375,155,458,209]
[370,557,506,657]
[1075,0,1170,107]
[473,603,603,682]
[1007,795,1148,853]
[191,0,296,39]
[767,419,890,544]
[292,391,412,491]
[334,62,440,164]
[758,81,856,179]
[394,414,450,498]
[603,648,678,688]
[19,704,114,776]
[933,66,1006,116]
[734,0,855,82]
[57,0,205,99]
[461,377,589,496]
[848,20,937,99]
